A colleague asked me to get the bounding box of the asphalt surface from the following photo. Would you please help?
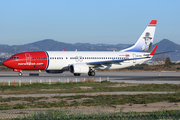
[1,92,175,98]
[0,71,180,84]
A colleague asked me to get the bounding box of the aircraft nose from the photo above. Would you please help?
[3,60,11,67]
[3,60,8,66]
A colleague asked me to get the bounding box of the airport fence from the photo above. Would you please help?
[1,109,180,119]
[0,77,110,87]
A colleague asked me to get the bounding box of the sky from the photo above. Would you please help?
[0,0,180,45]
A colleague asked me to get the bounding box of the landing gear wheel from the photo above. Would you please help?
[74,73,81,76]
[18,72,23,76]
[91,71,95,76]
[88,71,95,76]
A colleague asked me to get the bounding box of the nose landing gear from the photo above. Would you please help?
[18,72,23,76]
[13,69,23,76]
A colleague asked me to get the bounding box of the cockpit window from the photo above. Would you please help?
[10,56,19,59]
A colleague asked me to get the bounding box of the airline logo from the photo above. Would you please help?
[18,63,44,66]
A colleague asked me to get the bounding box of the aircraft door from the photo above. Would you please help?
[133,54,136,63]
[25,53,31,63]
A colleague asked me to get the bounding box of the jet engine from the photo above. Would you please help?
[46,70,64,74]
[69,64,89,74]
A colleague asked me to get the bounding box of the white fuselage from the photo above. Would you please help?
[46,51,151,70]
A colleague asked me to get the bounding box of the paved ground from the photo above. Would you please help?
[0,71,180,84]
[0,92,174,98]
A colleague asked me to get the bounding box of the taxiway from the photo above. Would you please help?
[0,71,180,84]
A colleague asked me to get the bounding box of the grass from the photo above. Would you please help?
[12,109,180,119]
[0,80,112,90]
[0,82,180,110]
[1,93,180,110]
[1,82,180,95]
[0,96,22,102]
[23,96,47,102]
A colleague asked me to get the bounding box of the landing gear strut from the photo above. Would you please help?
[18,72,23,76]
[88,70,95,76]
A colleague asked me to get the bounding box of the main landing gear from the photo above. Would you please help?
[18,72,23,76]
[88,70,95,76]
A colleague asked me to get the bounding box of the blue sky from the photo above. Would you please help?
[0,0,180,45]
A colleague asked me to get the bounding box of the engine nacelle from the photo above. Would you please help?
[46,70,64,74]
[69,64,89,74]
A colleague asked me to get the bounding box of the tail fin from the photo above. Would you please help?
[121,20,157,53]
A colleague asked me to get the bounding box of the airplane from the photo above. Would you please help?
[3,20,157,76]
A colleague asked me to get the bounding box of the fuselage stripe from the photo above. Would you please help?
[45,51,49,70]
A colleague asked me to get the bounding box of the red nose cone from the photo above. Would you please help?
[3,60,8,66]
[3,59,12,68]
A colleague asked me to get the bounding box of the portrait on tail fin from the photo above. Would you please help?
[141,32,152,52]
[121,20,156,53]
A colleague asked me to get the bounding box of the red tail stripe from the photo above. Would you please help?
[150,45,158,56]
[149,20,157,25]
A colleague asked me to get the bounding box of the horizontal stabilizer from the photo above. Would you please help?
[154,50,177,55]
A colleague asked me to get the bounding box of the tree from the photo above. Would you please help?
[165,57,172,67]
[153,54,166,65]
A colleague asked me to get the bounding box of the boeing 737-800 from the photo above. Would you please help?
[3,20,157,76]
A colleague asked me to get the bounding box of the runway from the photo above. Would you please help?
[0,71,180,84]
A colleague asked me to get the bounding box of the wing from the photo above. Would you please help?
[87,45,158,66]
[87,57,150,66]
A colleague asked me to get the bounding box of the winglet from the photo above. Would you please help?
[150,45,158,56]
[149,20,157,26]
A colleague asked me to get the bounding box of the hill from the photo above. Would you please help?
[0,39,129,55]
[152,39,180,61]
[0,39,179,61]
